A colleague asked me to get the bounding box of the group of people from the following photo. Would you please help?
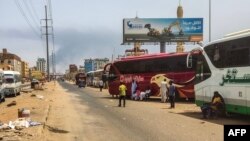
[130,80,151,101]
[118,79,176,108]
[160,79,176,108]
[117,79,225,119]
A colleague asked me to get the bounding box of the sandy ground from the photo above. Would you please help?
[0,82,55,140]
[1,81,250,141]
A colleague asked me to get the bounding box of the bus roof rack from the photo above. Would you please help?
[224,29,250,38]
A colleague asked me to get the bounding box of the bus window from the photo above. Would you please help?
[205,36,250,68]
[108,66,117,81]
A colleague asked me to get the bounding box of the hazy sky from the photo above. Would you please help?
[0,0,250,73]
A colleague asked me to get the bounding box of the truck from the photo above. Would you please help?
[75,72,86,87]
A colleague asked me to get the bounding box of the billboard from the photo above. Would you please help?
[123,18,203,43]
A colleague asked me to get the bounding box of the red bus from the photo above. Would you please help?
[103,53,196,99]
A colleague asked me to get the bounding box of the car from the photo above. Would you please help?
[31,79,39,89]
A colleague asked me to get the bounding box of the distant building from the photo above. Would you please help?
[69,64,78,73]
[0,48,22,73]
[84,58,109,73]
[21,61,29,79]
[84,59,94,73]
[36,58,46,73]
[94,58,109,70]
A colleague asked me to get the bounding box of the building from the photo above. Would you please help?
[36,58,46,73]
[21,61,29,79]
[94,58,109,70]
[0,48,22,73]
[69,64,78,73]
[84,58,109,73]
[84,59,94,73]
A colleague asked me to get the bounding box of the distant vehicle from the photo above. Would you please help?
[0,69,5,102]
[104,53,197,99]
[3,71,21,97]
[187,29,250,115]
[31,79,39,89]
[75,72,86,87]
[86,69,104,87]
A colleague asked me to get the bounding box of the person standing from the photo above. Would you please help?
[118,82,127,107]
[168,81,176,108]
[160,79,168,103]
[131,79,137,99]
[99,79,104,92]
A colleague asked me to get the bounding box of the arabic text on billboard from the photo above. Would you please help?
[123,18,203,43]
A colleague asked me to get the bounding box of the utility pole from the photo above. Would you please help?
[45,6,50,81]
[209,0,211,42]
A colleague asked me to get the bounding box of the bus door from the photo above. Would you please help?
[188,50,212,105]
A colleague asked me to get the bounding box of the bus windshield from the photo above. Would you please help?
[5,78,14,83]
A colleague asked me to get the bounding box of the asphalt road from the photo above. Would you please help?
[50,81,250,141]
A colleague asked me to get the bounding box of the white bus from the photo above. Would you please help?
[86,69,103,87]
[4,71,22,97]
[187,29,250,115]
[0,69,5,102]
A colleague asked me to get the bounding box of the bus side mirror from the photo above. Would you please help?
[187,54,192,68]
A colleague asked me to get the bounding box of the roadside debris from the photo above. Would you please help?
[7,101,17,107]
[0,118,42,131]
[21,89,33,93]
[30,94,36,97]
[36,95,44,99]
[18,108,30,118]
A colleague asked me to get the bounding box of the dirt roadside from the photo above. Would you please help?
[0,82,56,141]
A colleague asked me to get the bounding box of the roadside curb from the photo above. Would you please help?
[37,102,51,135]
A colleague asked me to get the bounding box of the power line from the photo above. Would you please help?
[14,0,40,38]
[22,0,40,29]
[29,0,41,21]
[48,0,53,20]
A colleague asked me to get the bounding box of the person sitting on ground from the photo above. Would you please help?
[144,86,151,101]
[139,91,146,101]
[201,91,225,119]
[135,88,141,101]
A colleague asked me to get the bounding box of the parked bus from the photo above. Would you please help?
[0,69,5,102]
[187,29,250,115]
[104,53,196,99]
[86,69,103,87]
[3,71,21,97]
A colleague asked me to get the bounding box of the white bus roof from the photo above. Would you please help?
[86,69,103,74]
[205,29,250,47]
[3,71,20,75]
